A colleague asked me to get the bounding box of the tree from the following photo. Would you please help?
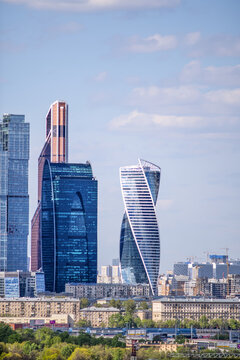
[0,323,14,343]
[109,314,125,328]
[122,300,136,315]
[60,343,76,358]
[199,316,209,329]
[138,302,148,310]
[67,348,91,360]
[109,299,122,310]
[75,320,91,328]
[40,347,64,360]
[141,319,155,328]
[80,298,89,309]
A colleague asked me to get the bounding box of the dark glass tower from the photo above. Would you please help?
[0,114,29,271]
[120,159,160,295]
[41,160,97,293]
[31,101,68,271]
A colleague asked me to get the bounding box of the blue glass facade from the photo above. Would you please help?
[0,114,29,272]
[120,159,161,295]
[41,160,97,293]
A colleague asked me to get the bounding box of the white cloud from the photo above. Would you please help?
[109,110,239,132]
[94,71,107,82]
[189,35,240,57]
[130,85,240,110]
[180,61,240,87]
[205,89,240,105]
[1,0,181,11]
[126,34,177,53]
[131,85,201,104]
[110,110,206,130]
[184,32,201,46]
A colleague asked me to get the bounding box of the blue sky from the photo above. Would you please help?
[0,0,240,272]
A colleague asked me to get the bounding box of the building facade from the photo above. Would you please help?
[0,297,81,321]
[152,298,240,322]
[0,114,29,272]
[41,161,97,293]
[120,159,161,295]
[31,101,68,272]
[66,283,150,299]
[79,306,120,327]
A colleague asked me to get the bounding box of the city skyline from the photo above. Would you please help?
[0,0,240,272]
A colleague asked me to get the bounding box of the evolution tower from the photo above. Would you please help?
[31,101,68,271]
[0,114,29,271]
[119,159,161,295]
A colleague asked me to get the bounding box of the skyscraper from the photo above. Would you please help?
[41,160,97,293]
[0,114,30,271]
[119,159,161,295]
[31,101,68,271]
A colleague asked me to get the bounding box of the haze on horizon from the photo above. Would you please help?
[0,0,240,273]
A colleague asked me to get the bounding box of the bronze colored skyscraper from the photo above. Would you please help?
[31,101,68,271]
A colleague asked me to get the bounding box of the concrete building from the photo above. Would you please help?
[0,297,81,322]
[79,306,120,327]
[66,283,150,299]
[152,297,240,322]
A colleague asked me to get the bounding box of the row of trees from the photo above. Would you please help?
[108,314,240,330]
[0,324,128,359]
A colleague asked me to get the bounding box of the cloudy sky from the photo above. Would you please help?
[0,0,240,272]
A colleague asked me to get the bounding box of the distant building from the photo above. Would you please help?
[152,297,240,322]
[173,263,189,276]
[0,114,29,271]
[66,283,150,299]
[112,258,120,266]
[79,306,120,327]
[97,265,121,284]
[120,159,161,295]
[0,271,45,298]
[41,161,97,293]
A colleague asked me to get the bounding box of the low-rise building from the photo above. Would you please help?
[152,297,240,322]
[79,306,120,327]
[0,297,81,321]
[66,283,150,299]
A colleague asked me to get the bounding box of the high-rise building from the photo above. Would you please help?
[31,101,68,271]
[41,160,97,293]
[119,159,161,295]
[0,114,29,271]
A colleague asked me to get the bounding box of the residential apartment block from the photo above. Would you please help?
[66,283,150,299]
[152,297,240,322]
[79,306,120,327]
[0,297,81,321]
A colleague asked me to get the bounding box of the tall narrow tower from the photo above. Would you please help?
[119,159,161,295]
[31,101,68,271]
[0,114,30,271]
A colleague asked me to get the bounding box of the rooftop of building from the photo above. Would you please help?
[80,306,120,312]
[66,282,149,287]
[152,297,240,303]
[0,297,80,302]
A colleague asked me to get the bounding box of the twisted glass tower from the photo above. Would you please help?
[120,159,160,295]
